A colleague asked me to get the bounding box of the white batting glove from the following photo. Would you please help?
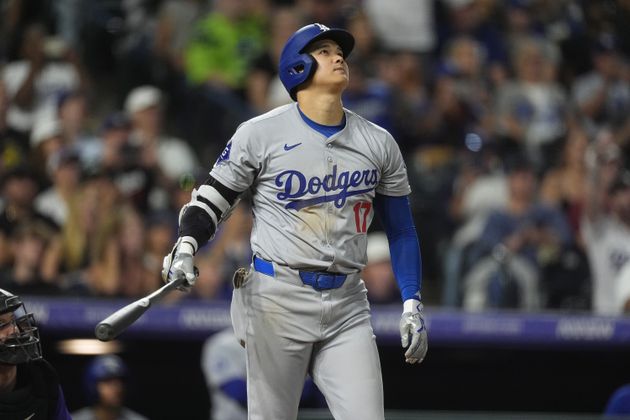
[162,237,198,291]
[399,298,428,364]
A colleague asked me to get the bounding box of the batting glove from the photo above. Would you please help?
[162,237,198,291]
[399,298,428,364]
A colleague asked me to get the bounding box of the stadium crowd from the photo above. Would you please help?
[1,0,630,315]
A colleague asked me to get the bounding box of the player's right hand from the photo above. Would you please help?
[161,238,198,291]
[399,299,428,364]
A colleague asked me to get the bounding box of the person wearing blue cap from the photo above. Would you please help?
[72,355,147,420]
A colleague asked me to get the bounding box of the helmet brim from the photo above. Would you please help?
[300,29,355,59]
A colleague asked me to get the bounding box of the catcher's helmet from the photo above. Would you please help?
[279,23,354,101]
[0,288,42,365]
[84,354,128,402]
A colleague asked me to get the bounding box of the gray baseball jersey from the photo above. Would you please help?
[210,103,410,273]
[214,103,410,420]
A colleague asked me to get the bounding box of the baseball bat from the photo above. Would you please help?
[95,276,187,341]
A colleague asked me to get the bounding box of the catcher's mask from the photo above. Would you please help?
[0,288,42,365]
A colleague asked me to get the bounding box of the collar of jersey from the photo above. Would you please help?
[297,105,346,139]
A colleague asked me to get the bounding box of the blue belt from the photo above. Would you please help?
[253,256,347,290]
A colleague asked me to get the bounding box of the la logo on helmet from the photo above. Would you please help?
[314,23,330,32]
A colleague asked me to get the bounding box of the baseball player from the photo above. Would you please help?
[0,288,72,419]
[163,23,428,420]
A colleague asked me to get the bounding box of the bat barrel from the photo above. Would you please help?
[94,277,187,341]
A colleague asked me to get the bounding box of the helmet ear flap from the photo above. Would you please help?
[288,53,317,101]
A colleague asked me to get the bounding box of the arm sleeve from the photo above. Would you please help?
[178,175,242,251]
[373,193,422,301]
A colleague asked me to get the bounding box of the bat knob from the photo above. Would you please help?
[95,323,115,342]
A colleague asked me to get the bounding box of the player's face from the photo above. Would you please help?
[0,312,17,343]
[307,39,349,92]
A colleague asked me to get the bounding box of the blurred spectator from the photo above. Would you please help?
[582,128,629,314]
[183,0,268,93]
[442,152,508,306]
[29,115,66,186]
[297,0,346,28]
[437,0,508,86]
[344,9,381,78]
[246,6,301,112]
[342,57,394,133]
[436,35,494,139]
[72,354,147,420]
[0,1,56,63]
[614,261,630,315]
[1,23,84,136]
[33,146,81,226]
[43,174,120,294]
[125,86,197,184]
[363,0,435,53]
[116,0,204,134]
[180,0,268,155]
[90,204,151,298]
[0,165,58,268]
[582,130,630,314]
[155,0,207,75]
[56,90,100,166]
[90,112,154,212]
[385,50,458,284]
[0,80,29,175]
[362,231,399,304]
[193,202,253,300]
[537,125,593,309]
[494,36,567,171]
[502,0,546,52]
[462,155,573,311]
[93,112,132,171]
[539,125,590,246]
[386,51,432,153]
[0,220,62,296]
[143,210,177,290]
[572,33,630,139]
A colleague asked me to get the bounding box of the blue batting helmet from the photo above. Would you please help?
[84,355,128,402]
[279,23,355,101]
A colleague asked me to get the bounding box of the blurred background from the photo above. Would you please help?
[2,0,630,418]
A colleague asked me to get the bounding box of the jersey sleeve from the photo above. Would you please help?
[210,122,263,192]
[376,132,411,197]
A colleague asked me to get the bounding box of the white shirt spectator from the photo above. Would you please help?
[364,0,435,52]
[582,216,630,314]
[2,61,79,133]
[614,262,630,315]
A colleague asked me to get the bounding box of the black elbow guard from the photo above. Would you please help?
[179,206,217,247]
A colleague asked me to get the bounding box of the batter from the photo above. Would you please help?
[163,23,428,420]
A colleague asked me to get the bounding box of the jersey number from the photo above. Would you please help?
[353,201,372,233]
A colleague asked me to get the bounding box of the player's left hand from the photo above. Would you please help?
[399,299,428,364]
[161,238,198,292]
